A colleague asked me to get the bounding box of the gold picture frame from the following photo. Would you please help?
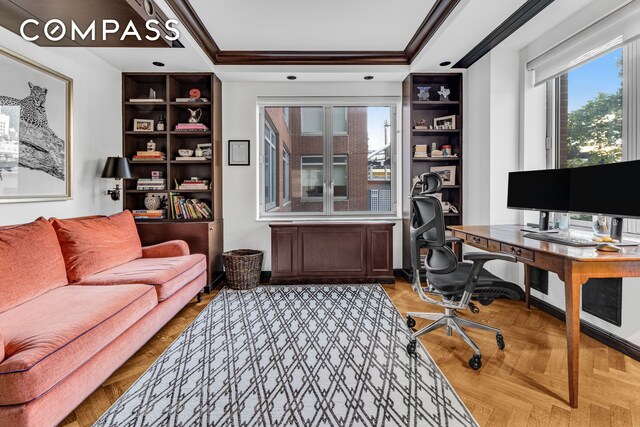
[0,46,73,203]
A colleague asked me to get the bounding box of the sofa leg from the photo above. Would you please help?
[204,285,211,293]
[197,291,203,303]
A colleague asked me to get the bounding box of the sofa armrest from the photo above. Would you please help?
[142,240,190,258]
[0,334,4,363]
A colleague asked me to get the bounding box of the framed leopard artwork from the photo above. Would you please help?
[0,46,72,203]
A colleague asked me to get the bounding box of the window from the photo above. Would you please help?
[264,121,276,211]
[301,106,348,135]
[283,107,290,129]
[259,100,397,218]
[301,155,347,200]
[554,48,623,168]
[283,149,290,204]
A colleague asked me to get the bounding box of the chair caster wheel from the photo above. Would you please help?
[496,333,505,350]
[406,316,416,328]
[469,302,480,314]
[407,340,417,355]
[469,354,482,370]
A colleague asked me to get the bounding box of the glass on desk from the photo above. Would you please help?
[554,212,570,231]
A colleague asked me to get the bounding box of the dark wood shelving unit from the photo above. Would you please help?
[402,73,464,276]
[122,72,224,289]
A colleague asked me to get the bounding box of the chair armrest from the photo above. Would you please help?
[464,252,517,263]
[142,240,190,258]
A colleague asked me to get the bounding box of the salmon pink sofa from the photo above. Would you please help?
[0,211,206,426]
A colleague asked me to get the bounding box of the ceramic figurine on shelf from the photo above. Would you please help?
[147,140,156,151]
[438,86,451,101]
[187,108,202,123]
[195,147,203,157]
[417,86,431,101]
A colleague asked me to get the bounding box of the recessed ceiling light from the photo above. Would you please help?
[439,61,452,67]
[287,75,297,80]
[152,61,165,67]
[364,76,374,80]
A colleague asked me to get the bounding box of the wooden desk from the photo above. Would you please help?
[448,224,640,408]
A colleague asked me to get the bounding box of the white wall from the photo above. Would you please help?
[222,81,402,269]
[463,48,521,282]
[0,28,122,225]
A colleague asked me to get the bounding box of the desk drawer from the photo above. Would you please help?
[500,243,534,262]
[467,234,488,249]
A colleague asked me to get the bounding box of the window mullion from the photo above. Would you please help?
[324,105,334,216]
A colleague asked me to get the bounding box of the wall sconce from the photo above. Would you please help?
[101,157,132,201]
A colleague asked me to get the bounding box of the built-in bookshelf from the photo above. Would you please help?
[122,72,223,289]
[402,73,463,276]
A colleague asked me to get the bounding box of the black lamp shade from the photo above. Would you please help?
[102,157,132,179]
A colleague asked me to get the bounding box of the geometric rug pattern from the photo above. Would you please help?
[94,284,477,427]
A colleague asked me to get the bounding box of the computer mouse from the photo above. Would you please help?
[595,243,621,252]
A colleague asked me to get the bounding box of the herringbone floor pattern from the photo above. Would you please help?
[61,280,640,427]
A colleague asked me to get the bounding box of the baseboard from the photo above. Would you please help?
[530,296,640,362]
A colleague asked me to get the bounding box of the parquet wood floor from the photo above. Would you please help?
[61,280,640,426]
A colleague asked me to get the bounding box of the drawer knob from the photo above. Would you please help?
[472,237,481,243]
[511,247,522,256]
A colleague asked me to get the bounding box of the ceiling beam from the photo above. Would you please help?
[405,0,463,62]
[215,51,409,66]
[453,0,556,69]
[165,0,221,63]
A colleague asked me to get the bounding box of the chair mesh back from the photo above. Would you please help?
[411,195,458,275]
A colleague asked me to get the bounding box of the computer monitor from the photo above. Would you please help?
[569,160,640,239]
[507,168,571,230]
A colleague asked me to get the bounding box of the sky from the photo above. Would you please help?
[567,47,622,112]
[366,106,391,150]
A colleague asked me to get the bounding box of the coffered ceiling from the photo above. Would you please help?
[13,0,605,79]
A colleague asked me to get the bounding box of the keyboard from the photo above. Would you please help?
[522,232,598,247]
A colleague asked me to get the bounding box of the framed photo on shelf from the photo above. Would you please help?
[433,115,456,130]
[0,47,72,203]
[197,143,212,159]
[133,119,154,132]
[430,165,456,186]
[228,140,250,166]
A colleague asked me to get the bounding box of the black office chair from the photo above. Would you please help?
[406,173,524,369]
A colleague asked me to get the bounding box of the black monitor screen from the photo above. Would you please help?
[569,160,640,218]
[507,168,570,212]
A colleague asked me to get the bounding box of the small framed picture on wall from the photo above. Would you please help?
[228,140,250,166]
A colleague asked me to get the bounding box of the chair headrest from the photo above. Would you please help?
[418,172,442,194]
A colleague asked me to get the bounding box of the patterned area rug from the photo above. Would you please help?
[94,285,477,427]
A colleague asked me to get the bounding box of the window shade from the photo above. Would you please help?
[527,1,640,86]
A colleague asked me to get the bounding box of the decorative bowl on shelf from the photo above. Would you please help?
[178,149,194,157]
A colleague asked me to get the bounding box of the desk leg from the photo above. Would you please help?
[523,264,531,309]
[564,261,582,409]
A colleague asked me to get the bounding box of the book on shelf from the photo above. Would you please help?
[414,125,430,130]
[175,97,208,103]
[174,123,209,131]
[415,144,428,152]
[413,152,429,158]
[133,150,166,161]
[177,178,209,190]
[169,193,213,220]
[132,209,166,219]
[175,156,207,161]
[129,98,165,103]
[137,178,166,191]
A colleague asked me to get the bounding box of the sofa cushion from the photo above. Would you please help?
[0,284,157,405]
[77,254,206,301]
[51,211,143,282]
[0,218,68,314]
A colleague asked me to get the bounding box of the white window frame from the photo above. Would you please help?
[257,97,400,220]
[283,148,290,204]
[547,42,640,233]
[264,121,277,211]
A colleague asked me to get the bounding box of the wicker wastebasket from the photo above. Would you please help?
[222,249,263,290]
